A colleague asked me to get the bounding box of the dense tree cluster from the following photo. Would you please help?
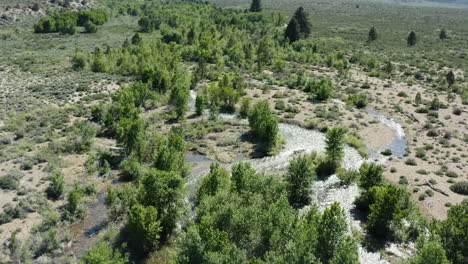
[34,9,109,34]
[178,162,359,264]
[285,7,311,42]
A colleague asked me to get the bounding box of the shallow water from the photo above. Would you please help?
[366,108,407,158]
[186,94,413,263]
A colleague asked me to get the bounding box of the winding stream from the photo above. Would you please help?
[184,92,410,263]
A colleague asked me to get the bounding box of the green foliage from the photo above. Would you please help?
[293,7,311,38]
[285,153,316,208]
[197,163,230,201]
[439,29,448,40]
[325,126,346,166]
[306,78,333,101]
[405,241,450,264]
[368,26,377,42]
[116,117,145,157]
[128,204,162,254]
[65,188,83,220]
[367,185,404,237]
[81,242,130,264]
[317,202,350,264]
[439,200,468,264]
[239,97,251,118]
[84,20,98,34]
[178,162,354,263]
[206,75,241,113]
[449,181,468,195]
[329,236,359,264]
[285,18,301,43]
[119,156,145,182]
[250,0,262,12]
[46,171,65,200]
[358,163,384,192]
[407,31,417,46]
[34,18,56,33]
[248,100,280,153]
[139,169,185,240]
[347,93,367,108]
[195,95,205,116]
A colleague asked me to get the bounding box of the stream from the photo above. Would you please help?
[184,92,410,263]
[65,92,409,263]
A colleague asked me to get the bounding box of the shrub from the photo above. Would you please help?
[46,171,65,200]
[275,100,286,111]
[449,181,468,195]
[0,176,18,190]
[425,190,434,197]
[452,108,461,115]
[415,148,426,158]
[390,167,397,173]
[446,171,458,178]
[348,94,367,108]
[84,20,98,33]
[398,176,408,185]
[381,149,392,156]
[416,169,428,175]
[337,169,359,186]
[405,158,417,166]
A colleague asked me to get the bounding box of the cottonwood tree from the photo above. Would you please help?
[286,154,316,208]
[317,202,348,263]
[128,204,161,254]
[325,126,346,166]
[248,100,279,153]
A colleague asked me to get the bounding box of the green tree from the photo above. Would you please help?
[367,185,403,237]
[65,189,83,219]
[116,117,145,157]
[325,127,346,166]
[256,36,274,70]
[197,163,230,201]
[131,33,142,45]
[170,79,190,120]
[84,20,97,33]
[285,154,316,208]
[446,71,455,87]
[46,171,65,200]
[239,97,251,119]
[407,31,417,46]
[285,18,301,43]
[195,94,205,115]
[368,26,377,42]
[139,169,184,240]
[34,18,56,33]
[415,92,422,105]
[248,100,279,153]
[358,162,384,192]
[439,29,447,40]
[293,7,311,38]
[128,204,162,254]
[317,202,348,264]
[81,242,130,264]
[406,241,450,264]
[329,236,359,264]
[249,0,262,12]
[383,61,393,74]
[439,200,467,264]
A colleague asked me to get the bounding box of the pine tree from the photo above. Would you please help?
[446,71,455,87]
[407,31,417,46]
[249,0,262,12]
[368,26,377,42]
[439,29,447,40]
[285,17,301,43]
[293,7,311,38]
[131,33,142,45]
